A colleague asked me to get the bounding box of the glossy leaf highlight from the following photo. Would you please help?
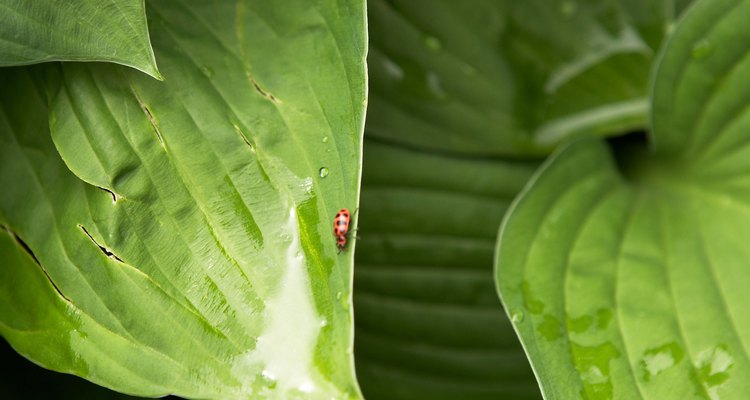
[0,0,160,78]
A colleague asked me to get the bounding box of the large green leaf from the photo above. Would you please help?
[354,1,683,399]
[496,0,750,398]
[0,0,366,398]
[0,0,160,79]
[0,337,145,400]
[354,140,541,399]
[365,0,674,157]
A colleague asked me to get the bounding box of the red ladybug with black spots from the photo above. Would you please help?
[334,208,352,252]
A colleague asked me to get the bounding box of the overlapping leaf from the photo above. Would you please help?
[0,0,160,78]
[0,0,366,398]
[496,0,750,398]
[365,0,673,157]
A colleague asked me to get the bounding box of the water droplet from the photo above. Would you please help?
[382,58,404,80]
[336,291,343,300]
[260,370,278,389]
[319,319,328,327]
[511,310,525,323]
[692,39,713,60]
[572,341,619,398]
[322,136,329,143]
[319,167,329,178]
[697,344,733,388]
[424,35,442,52]
[426,71,447,99]
[580,366,606,385]
[666,22,676,35]
[559,1,577,18]
[339,291,349,309]
[640,342,684,382]
[200,65,214,78]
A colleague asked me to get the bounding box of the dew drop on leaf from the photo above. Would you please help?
[319,167,329,178]
[696,344,733,388]
[200,64,214,78]
[322,136,329,143]
[260,370,278,389]
[511,310,525,323]
[339,291,349,310]
[382,57,404,80]
[426,71,447,99]
[423,35,442,52]
[559,1,577,18]
[640,342,683,382]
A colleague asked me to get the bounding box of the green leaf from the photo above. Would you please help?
[354,140,541,399]
[0,0,161,79]
[496,0,750,398]
[0,337,142,400]
[365,0,673,157]
[0,0,366,398]
[355,1,685,399]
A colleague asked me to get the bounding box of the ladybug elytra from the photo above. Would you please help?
[334,208,351,252]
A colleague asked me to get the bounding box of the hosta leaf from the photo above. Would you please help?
[354,140,541,399]
[496,0,750,398]
[0,321,142,399]
[366,0,674,157]
[0,0,160,79]
[0,0,366,398]
[354,1,686,399]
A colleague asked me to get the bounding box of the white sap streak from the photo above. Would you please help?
[229,172,345,398]
[254,206,320,394]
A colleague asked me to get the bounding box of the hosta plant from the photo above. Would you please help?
[3,0,750,399]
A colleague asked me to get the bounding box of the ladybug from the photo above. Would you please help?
[334,208,352,252]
